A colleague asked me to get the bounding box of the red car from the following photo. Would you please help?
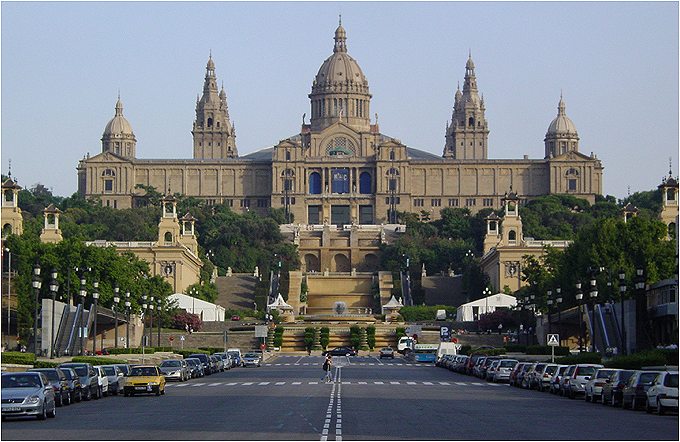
[231,315,240,321]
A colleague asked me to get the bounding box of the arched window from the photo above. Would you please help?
[4,189,13,202]
[101,169,115,177]
[285,151,291,161]
[216,121,220,128]
[389,150,395,160]
[2,223,12,237]
[359,172,371,194]
[508,230,517,241]
[309,172,321,194]
[326,137,356,156]
[164,232,173,243]
[207,117,213,127]
[468,117,475,127]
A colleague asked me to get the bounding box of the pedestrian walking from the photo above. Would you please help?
[322,355,333,383]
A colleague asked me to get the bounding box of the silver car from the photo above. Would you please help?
[100,365,124,395]
[584,368,619,402]
[242,352,262,367]
[2,372,57,420]
[492,359,518,383]
[159,359,189,381]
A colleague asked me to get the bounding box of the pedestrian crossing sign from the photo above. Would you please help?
[547,334,559,346]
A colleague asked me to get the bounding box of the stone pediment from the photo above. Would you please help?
[550,150,593,162]
[84,151,132,164]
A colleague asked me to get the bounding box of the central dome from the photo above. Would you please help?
[309,23,372,132]
[103,98,134,137]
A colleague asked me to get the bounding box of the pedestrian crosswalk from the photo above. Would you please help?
[268,362,433,367]
[166,380,504,388]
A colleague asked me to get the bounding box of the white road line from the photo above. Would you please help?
[175,383,188,387]
[225,382,238,386]
[438,382,450,385]
[242,382,254,386]
[455,382,467,385]
[275,382,286,385]
[292,382,301,385]
[308,381,319,384]
[471,382,483,386]
[284,363,291,366]
[390,381,400,385]
[407,381,417,385]
[193,383,206,386]
[208,382,222,386]
[487,383,501,386]
[374,381,384,384]
[373,357,384,365]
[274,363,281,366]
[341,381,351,385]
[258,382,270,385]
[422,382,433,385]
[358,381,367,385]
[295,356,304,364]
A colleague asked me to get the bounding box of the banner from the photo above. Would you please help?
[331,168,350,194]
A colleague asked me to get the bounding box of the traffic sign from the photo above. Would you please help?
[255,325,269,338]
[180,335,185,341]
[440,324,451,342]
[547,334,559,346]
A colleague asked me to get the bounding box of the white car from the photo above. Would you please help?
[646,371,678,415]
[94,366,109,397]
[584,368,619,402]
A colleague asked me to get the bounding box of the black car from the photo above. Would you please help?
[28,368,72,407]
[59,368,82,403]
[323,347,357,357]
[187,354,212,375]
[58,363,100,401]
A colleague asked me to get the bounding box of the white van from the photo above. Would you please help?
[226,348,243,367]
[397,336,416,354]
[436,342,459,362]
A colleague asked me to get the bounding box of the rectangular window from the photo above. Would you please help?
[568,179,577,191]
[241,199,250,208]
[359,205,374,225]
[257,199,269,208]
[448,199,459,207]
[113,200,117,209]
[224,199,233,207]
[308,205,321,224]
[465,198,476,207]
[414,198,424,207]
[431,199,441,207]
[331,168,350,194]
[104,180,113,192]
[483,198,494,207]
[331,205,350,226]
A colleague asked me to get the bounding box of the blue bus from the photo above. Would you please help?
[412,344,438,363]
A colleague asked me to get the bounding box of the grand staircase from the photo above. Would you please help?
[214,274,259,311]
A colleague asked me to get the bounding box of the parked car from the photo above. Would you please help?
[123,365,166,396]
[94,366,109,397]
[242,352,262,367]
[549,365,568,394]
[380,347,395,359]
[231,315,240,321]
[519,363,537,389]
[558,365,576,396]
[1,372,56,420]
[59,363,100,401]
[646,371,678,415]
[601,369,635,406]
[158,359,187,382]
[188,353,213,375]
[28,368,71,407]
[114,364,131,377]
[509,362,527,387]
[209,355,222,373]
[455,355,470,373]
[622,370,663,410]
[99,365,123,395]
[527,363,547,390]
[323,347,357,357]
[485,360,501,382]
[213,353,232,370]
[185,358,204,378]
[227,348,243,367]
[534,364,558,392]
[59,368,82,403]
[464,355,483,375]
[585,368,619,402]
[492,359,518,383]
[564,364,604,399]
[472,357,488,378]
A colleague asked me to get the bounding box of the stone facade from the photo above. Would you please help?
[77,23,603,222]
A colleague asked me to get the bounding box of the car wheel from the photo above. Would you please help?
[161,387,165,395]
[657,400,665,415]
[155,389,161,396]
[48,402,56,418]
[622,397,629,409]
[123,390,129,397]
[37,404,47,420]
[645,399,652,413]
[55,394,62,407]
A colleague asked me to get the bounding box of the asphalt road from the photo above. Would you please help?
[2,354,678,440]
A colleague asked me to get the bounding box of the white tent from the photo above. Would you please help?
[168,293,225,322]
[267,294,293,312]
[455,293,517,322]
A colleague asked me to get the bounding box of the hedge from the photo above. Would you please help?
[33,361,62,368]
[504,344,527,353]
[474,348,506,356]
[2,352,36,365]
[198,347,224,354]
[604,349,679,370]
[555,352,602,365]
[398,305,456,322]
[525,345,570,356]
[175,349,210,358]
[70,356,129,365]
[106,347,172,355]
[458,345,472,355]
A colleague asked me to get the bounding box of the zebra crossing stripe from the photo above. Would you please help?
[422,382,433,385]
[407,381,417,385]
[259,382,270,385]
[242,382,254,385]
[275,382,286,385]
[208,382,222,386]
[438,382,450,385]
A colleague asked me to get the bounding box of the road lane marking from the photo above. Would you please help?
[358,381,367,385]
[242,382,254,385]
[308,382,319,384]
[422,382,433,385]
[208,382,222,386]
[390,381,400,385]
[455,382,467,385]
[295,356,304,364]
[471,382,483,386]
[374,381,384,384]
[258,382,270,385]
[275,382,286,385]
[175,383,188,387]
[373,357,384,365]
[226,382,238,386]
[439,382,450,385]
[193,383,206,386]
[292,382,301,385]
[407,382,417,385]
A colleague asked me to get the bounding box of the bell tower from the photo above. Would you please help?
[444,53,489,159]
[158,194,181,246]
[192,55,237,159]
[658,164,679,240]
[1,176,23,237]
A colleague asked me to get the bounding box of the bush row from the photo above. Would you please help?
[70,356,129,365]
[604,349,679,370]
[2,351,36,365]
[555,352,602,365]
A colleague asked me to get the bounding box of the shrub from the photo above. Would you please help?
[171,312,203,332]
[474,348,506,356]
[366,326,376,350]
[274,326,285,348]
[198,347,223,354]
[303,327,316,353]
[318,327,329,350]
[604,349,678,370]
[349,325,362,350]
[504,344,527,353]
[525,345,570,356]
[398,305,456,322]
[2,352,36,365]
[70,356,128,365]
[175,349,210,358]
[459,345,472,355]
[555,352,602,365]
[33,360,61,368]
[395,327,406,340]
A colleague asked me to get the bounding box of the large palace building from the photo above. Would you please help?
[77,23,603,224]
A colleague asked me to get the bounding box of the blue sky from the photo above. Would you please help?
[2,2,678,199]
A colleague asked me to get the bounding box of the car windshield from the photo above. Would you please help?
[500,360,517,368]
[186,360,197,366]
[161,360,181,367]
[227,352,239,357]
[244,353,259,358]
[32,370,59,381]
[130,367,158,377]
[576,366,596,376]
[619,371,634,382]
[61,370,74,380]
[665,374,678,387]
[639,373,660,384]
[596,369,616,379]
[545,366,557,374]
[2,374,42,388]
[103,367,117,376]
[116,365,130,375]
[68,366,88,376]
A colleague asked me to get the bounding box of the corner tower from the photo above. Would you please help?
[192,55,237,159]
[443,53,489,159]
[309,20,372,132]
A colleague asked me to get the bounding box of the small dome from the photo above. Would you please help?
[207,55,215,70]
[546,96,577,136]
[103,98,134,137]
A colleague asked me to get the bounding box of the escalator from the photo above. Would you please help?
[587,303,623,355]
[401,271,413,306]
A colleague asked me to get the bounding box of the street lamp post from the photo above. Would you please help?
[113,285,120,349]
[78,272,87,355]
[555,288,562,346]
[635,268,646,351]
[546,290,553,335]
[157,299,161,348]
[618,270,627,355]
[142,295,148,348]
[575,281,584,352]
[92,281,99,355]
[32,261,42,354]
[149,297,155,348]
[125,291,131,349]
[589,274,599,352]
[49,270,59,358]
[189,288,198,315]
[483,287,491,318]
[4,248,11,349]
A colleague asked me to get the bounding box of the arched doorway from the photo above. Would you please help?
[362,253,379,272]
[331,254,350,272]
[304,254,320,273]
